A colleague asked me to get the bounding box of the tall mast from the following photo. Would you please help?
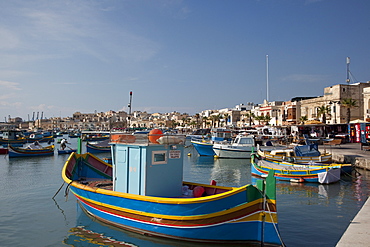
[128,91,133,128]
[346,57,350,84]
[266,55,269,102]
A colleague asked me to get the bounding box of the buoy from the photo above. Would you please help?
[148,129,163,144]
[299,177,305,183]
[187,153,191,156]
[193,186,205,197]
[214,155,219,159]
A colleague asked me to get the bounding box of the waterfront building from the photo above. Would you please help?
[299,82,370,124]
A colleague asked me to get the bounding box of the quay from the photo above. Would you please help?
[336,197,370,246]
[319,142,370,171]
[318,142,370,246]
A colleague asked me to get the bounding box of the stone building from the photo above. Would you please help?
[299,82,370,124]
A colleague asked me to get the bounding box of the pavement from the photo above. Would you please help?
[319,142,370,247]
[336,197,370,246]
[318,142,370,170]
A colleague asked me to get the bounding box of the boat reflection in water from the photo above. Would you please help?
[251,175,342,199]
[64,203,258,247]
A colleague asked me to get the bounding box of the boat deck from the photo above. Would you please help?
[258,159,318,170]
[78,179,231,198]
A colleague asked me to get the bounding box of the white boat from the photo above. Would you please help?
[213,134,255,158]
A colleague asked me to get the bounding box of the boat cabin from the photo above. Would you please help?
[270,149,295,157]
[2,130,23,140]
[232,135,255,146]
[210,128,232,142]
[110,134,186,197]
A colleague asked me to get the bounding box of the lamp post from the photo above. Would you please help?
[329,101,341,124]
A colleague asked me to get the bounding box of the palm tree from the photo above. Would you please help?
[341,98,357,123]
[317,105,331,124]
[223,113,229,127]
[245,112,255,126]
[264,115,272,125]
[194,114,200,128]
[299,115,308,124]
[202,116,208,128]
[254,115,264,125]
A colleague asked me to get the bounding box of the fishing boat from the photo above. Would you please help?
[213,134,255,158]
[62,131,283,246]
[0,147,8,154]
[57,148,77,155]
[257,143,332,163]
[0,130,26,145]
[86,140,110,153]
[8,144,55,158]
[26,134,55,143]
[251,154,341,184]
[82,134,110,142]
[191,128,232,156]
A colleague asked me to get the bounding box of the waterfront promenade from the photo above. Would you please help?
[320,142,370,246]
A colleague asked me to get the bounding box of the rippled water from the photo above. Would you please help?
[0,138,369,247]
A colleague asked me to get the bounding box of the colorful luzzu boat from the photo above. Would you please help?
[251,153,341,184]
[8,144,54,158]
[62,131,283,246]
[86,141,110,153]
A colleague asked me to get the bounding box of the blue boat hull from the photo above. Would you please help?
[8,145,55,158]
[191,140,215,156]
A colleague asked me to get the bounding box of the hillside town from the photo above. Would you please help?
[2,81,370,132]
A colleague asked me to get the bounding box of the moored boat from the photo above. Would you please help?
[62,131,283,246]
[8,144,54,158]
[257,143,332,163]
[191,128,232,156]
[86,140,110,153]
[213,134,255,158]
[0,147,8,154]
[57,149,77,154]
[251,154,341,184]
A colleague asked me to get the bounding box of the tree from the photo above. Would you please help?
[299,115,308,124]
[341,98,357,123]
[245,112,255,126]
[202,116,208,128]
[317,105,331,124]
[254,115,264,125]
[264,115,272,125]
[194,114,200,128]
[223,113,229,127]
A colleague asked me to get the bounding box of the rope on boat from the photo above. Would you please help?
[265,202,286,247]
[52,182,65,199]
[64,181,73,201]
[256,184,286,247]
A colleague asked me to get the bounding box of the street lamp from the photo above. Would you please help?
[329,101,341,124]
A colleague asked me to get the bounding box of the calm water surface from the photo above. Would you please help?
[0,138,369,247]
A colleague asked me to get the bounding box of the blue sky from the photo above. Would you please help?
[1,0,370,121]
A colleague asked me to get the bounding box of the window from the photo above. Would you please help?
[152,151,167,165]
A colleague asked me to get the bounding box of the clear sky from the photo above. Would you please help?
[1,0,370,121]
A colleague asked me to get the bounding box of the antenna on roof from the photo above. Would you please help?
[346,57,350,84]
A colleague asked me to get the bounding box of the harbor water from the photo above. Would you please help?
[0,137,370,247]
